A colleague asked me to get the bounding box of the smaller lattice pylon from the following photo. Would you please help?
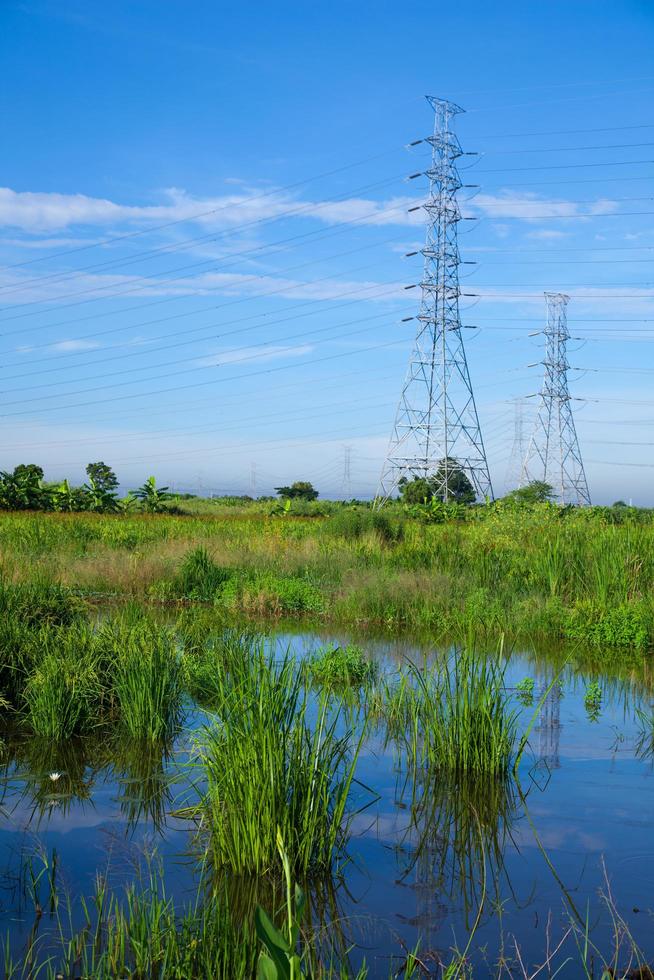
[520,292,590,505]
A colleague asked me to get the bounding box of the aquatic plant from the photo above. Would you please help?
[22,628,100,739]
[384,647,519,777]
[306,644,378,688]
[197,650,364,877]
[516,676,535,705]
[584,680,603,722]
[181,628,261,705]
[110,621,183,740]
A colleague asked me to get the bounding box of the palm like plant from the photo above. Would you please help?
[134,476,171,513]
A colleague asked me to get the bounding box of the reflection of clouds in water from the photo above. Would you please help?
[349,808,413,844]
[511,821,607,853]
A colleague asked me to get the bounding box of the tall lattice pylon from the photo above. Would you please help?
[376,96,492,505]
[520,292,591,505]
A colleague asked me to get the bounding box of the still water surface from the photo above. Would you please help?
[1,628,653,976]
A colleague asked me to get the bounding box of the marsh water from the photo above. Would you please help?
[1,625,654,977]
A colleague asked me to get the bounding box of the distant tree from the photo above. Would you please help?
[398,476,434,504]
[85,461,119,494]
[432,458,476,504]
[612,500,628,508]
[0,464,49,511]
[398,459,476,505]
[13,463,44,481]
[275,481,319,501]
[506,480,555,505]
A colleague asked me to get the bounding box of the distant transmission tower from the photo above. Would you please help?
[341,445,352,498]
[505,398,529,492]
[521,292,591,505]
[376,96,492,504]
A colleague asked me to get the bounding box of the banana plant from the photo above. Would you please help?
[82,475,120,513]
[134,476,171,513]
[52,479,76,512]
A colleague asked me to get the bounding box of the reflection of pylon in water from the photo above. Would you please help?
[534,684,562,770]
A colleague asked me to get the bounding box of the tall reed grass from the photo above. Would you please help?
[198,649,365,877]
[110,620,183,740]
[380,646,519,777]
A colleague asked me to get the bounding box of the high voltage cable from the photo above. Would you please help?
[462,209,654,220]
[0,196,415,318]
[40,421,394,469]
[0,141,425,273]
[0,337,412,417]
[0,309,408,394]
[474,158,654,173]
[476,141,654,154]
[12,365,400,431]
[0,303,402,381]
[475,123,654,139]
[0,172,410,298]
[3,397,395,453]
[0,233,408,331]
[0,280,403,368]
[467,245,654,254]
[6,383,398,450]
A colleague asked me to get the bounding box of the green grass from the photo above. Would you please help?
[110,618,183,740]
[197,648,365,878]
[381,646,519,777]
[306,644,378,688]
[0,503,653,652]
[22,634,99,739]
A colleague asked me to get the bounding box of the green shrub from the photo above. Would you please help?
[563,601,653,648]
[326,508,404,543]
[0,580,87,627]
[219,572,323,616]
[173,546,232,601]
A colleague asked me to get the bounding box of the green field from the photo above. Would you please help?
[0,499,652,654]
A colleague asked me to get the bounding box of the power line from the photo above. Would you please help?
[0,172,410,298]
[0,336,411,418]
[0,198,414,321]
[0,141,425,273]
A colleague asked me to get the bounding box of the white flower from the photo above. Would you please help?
[48,772,62,782]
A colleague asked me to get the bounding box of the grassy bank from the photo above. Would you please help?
[0,502,652,651]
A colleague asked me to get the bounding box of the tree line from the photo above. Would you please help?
[0,462,172,513]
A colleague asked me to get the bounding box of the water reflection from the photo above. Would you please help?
[394,770,520,935]
[1,731,177,835]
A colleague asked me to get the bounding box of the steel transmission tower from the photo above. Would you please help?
[376,97,492,505]
[505,398,529,492]
[520,292,591,505]
[341,445,352,498]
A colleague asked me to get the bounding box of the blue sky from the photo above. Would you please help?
[1,0,653,502]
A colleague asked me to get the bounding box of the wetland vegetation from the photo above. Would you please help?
[0,499,652,976]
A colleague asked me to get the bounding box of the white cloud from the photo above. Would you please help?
[196,343,314,367]
[525,229,570,241]
[467,191,619,221]
[0,185,421,234]
[0,236,101,250]
[0,265,406,305]
[50,339,104,352]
